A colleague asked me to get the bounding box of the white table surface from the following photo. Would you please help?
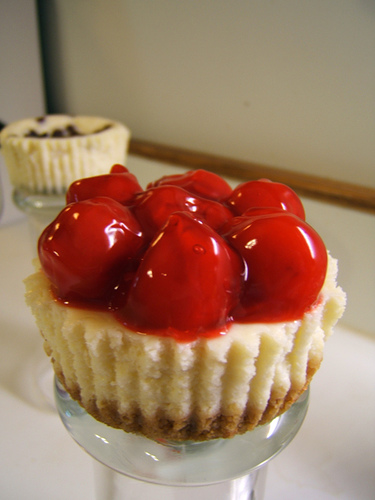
[0,156,374,499]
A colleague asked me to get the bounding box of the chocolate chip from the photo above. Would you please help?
[24,123,112,138]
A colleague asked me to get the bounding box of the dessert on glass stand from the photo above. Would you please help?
[0,114,130,237]
[24,166,346,498]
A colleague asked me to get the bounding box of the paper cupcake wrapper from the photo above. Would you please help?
[1,115,130,194]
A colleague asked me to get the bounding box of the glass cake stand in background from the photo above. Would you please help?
[14,188,65,410]
[13,188,65,249]
[54,376,310,500]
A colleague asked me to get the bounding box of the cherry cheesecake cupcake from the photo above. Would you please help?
[24,166,346,441]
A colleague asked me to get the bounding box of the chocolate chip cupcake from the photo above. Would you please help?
[0,115,130,194]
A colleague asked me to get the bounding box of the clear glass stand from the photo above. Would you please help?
[13,188,65,245]
[54,377,309,499]
[14,188,65,410]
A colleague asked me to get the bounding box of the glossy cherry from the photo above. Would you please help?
[109,164,129,174]
[147,169,233,201]
[117,212,244,338]
[38,197,145,301]
[225,179,305,220]
[223,211,327,322]
[132,185,233,240]
[38,167,329,339]
[218,207,287,235]
[66,165,142,205]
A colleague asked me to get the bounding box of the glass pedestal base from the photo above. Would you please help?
[54,377,309,498]
[13,188,65,248]
[14,189,65,410]
[92,460,268,500]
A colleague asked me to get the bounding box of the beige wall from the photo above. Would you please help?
[39,0,375,187]
[0,0,45,224]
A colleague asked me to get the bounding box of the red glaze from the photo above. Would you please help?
[38,197,145,301]
[38,167,328,341]
[225,179,305,220]
[147,169,233,201]
[116,212,244,339]
[222,211,327,322]
[66,166,142,205]
[132,185,233,240]
[218,207,287,235]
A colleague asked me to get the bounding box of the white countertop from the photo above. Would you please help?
[0,156,374,499]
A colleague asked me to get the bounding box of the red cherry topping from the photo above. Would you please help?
[116,212,244,339]
[66,166,142,205]
[132,185,233,240]
[110,164,129,173]
[223,211,327,322]
[225,179,305,220]
[218,207,287,235]
[147,169,233,201]
[38,167,328,340]
[38,197,145,302]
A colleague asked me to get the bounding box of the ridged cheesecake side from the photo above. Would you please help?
[24,254,345,441]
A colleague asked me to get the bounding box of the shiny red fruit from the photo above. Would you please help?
[132,185,233,239]
[66,167,142,205]
[223,211,327,322]
[225,179,305,220]
[110,164,129,174]
[38,197,145,301]
[218,207,287,235]
[147,169,233,201]
[117,212,244,339]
